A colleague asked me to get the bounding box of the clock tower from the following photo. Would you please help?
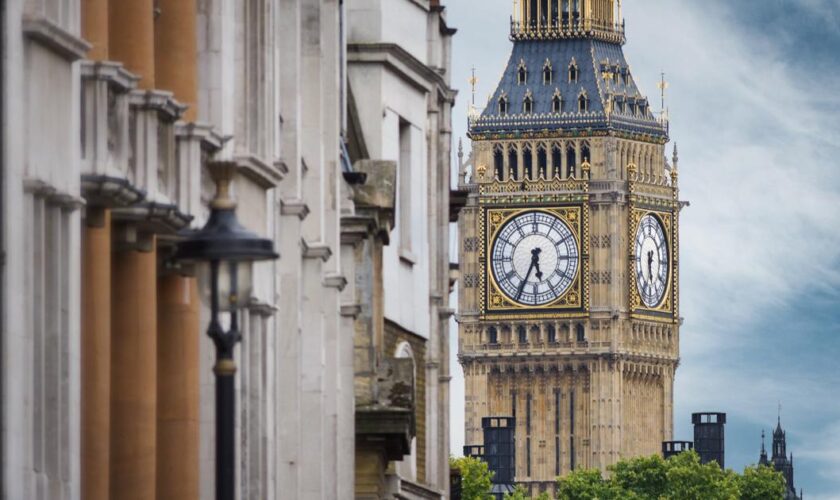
[457,0,682,494]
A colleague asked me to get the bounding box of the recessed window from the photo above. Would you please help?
[543,64,552,85]
[537,145,548,178]
[494,145,505,180]
[518,325,528,344]
[523,95,534,114]
[576,323,586,342]
[488,327,498,344]
[518,64,528,85]
[548,325,557,343]
[578,94,589,112]
[552,94,563,113]
[499,96,509,115]
[523,145,533,179]
[569,62,579,83]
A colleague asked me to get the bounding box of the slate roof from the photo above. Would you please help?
[469,38,668,140]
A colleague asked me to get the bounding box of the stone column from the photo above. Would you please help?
[82,0,109,61]
[111,237,157,500]
[109,0,155,89]
[154,0,198,120]
[157,274,200,500]
[81,209,111,500]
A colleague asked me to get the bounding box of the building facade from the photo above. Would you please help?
[457,0,681,495]
[760,418,803,500]
[0,0,455,499]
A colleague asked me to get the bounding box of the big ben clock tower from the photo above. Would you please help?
[457,0,682,494]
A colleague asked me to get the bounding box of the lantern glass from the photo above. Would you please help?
[197,260,253,312]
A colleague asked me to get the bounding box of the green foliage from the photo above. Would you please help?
[534,492,553,500]
[503,485,530,500]
[451,456,494,500]
[738,465,786,500]
[554,451,786,500]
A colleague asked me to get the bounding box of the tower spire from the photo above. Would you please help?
[657,72,669,122]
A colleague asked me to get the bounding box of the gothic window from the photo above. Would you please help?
[537,144,548,179]
[548,324,557,343]
[552,94,563,113]
[569,60,579,82]
[543,61,553,84]
[578,93,589,112]
[499,95,509,115]
[562,0,570,24]
[494,144,505,180]
[566,145,577,178]
[523,94,534,114]
[529,0,538,28]
[488,327,498,344]
[508,146,520,180]
[523,144,534,179]
[576,323,586,342]
[552,143,562,177]
[518,325,528,344]
[518,60,528,85]
[581,144,591,164]
[551,0,560,26]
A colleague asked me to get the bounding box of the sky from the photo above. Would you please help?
[445,0,840,497]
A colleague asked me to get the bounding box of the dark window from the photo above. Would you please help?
[499,97,509,115]
[508,147,519,180]
[494,147,504,180]
[537,146,547,179]
[555,437,561,475]
[576,323,586,342]
[578,94,589,112]
[523,147,533,179]
[488,327,498,344]
[569,64,579,82]
[552,95,562,113]
[518,325,527,344]
[548,324,557,343]
[512,391,517,418]
[523,96,533,114]
[570,389,576,471]
[518,66,527,85]
[526,437,532,476]
[566,146,577,178]
[552,144,562,178]
[581,144,590,164]
[543,66,552,84]
[526,394,532,434]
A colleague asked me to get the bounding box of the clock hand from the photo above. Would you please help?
[647,250,654,282]
[532,247,544,281]
[516,261,536,300]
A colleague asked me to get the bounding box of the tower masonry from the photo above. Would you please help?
[456,0,683,494]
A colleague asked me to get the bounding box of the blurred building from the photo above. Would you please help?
[0,0,455,499]
[759,417,803,500]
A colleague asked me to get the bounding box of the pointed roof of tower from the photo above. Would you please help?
[759,430,769,466]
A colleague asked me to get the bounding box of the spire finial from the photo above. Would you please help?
[469,66,478,107]
[657,72,669,122]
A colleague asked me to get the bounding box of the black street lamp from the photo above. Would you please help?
[175,162,278,500]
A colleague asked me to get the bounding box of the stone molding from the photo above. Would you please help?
[22,16,91,61]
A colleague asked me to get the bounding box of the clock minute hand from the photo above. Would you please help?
[516,261,536,300]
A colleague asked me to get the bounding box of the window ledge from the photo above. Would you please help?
[23,16,90,62]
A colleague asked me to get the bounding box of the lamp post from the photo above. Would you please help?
[175,162,278,500]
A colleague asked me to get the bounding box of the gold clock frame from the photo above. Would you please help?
[480,205,590,320]
[629,204,678,323]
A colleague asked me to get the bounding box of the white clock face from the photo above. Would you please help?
[491,211,579,306]
[634,214,669,308]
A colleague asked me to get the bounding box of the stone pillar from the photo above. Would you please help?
[82,0,109,60]
[154,0,198,120]
[111,239,157,500]
[109,0,155,89]
[157,274,200,500]
[81,209,111,500]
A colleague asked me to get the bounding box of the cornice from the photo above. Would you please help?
[129,89,187,121]
[347,43,457,101]
[234,154,284,188]
[22,16,91,61]
[80,60,140,91]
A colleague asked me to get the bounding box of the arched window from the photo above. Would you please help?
[551,144,562,178]
[581,144,591,164]
[543,62,553,85]
[494,145,505,180]
[537,145,548,179]
[552,94,563,113]
[523,95,534,115]
[566,145,577,178]
[569,61,579,83]
[488,327,498,345]
[518,61,528,85]
[562,0,570,25]
[578,93,589,112]
[523,144,533,180]
[508,147,519,180]
[518,325,528,344]
[499,96,509,115]
[547,325,557,343]
[576,323,586,342]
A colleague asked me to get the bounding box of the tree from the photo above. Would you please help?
[739,465,786,500]
[451,456,493,500]
[555,451,785,500]
[503,485,530,500]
